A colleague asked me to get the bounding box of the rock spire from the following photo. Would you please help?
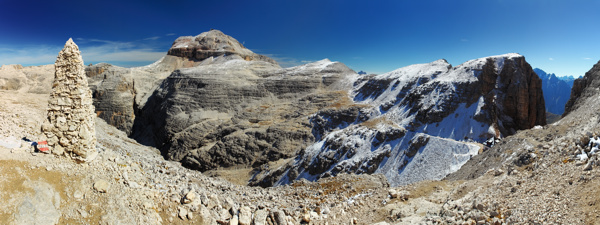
[41,38,97,162]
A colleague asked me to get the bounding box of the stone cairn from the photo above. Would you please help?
[41,38,97,162]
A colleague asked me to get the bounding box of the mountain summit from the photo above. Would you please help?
[167,29,277,64]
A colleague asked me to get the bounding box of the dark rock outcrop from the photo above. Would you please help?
[478,56,546,133]
[564,60,600,116]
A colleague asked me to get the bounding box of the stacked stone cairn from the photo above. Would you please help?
[41,38,97,162]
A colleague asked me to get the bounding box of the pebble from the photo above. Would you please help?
[178,207,188,220]
[93,179,110,193]
[182,188,197,204]
[73,190,84,200]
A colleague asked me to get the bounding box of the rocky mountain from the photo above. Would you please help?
[167,30,277,65]
[82,29,352,174]
[85,30,274,135]
[533,68,573,115]
[1,32,548,190]
[132,57,357,171]
[564,60,600,116]
[254,53,546,187]
[560,75,578,86]
[0,64,54,93]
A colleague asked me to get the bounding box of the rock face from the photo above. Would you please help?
[41,39,97,161]
[256,53,546,187]
[85,62,175,135]
[132,58,356,171]
[85,29,356,175]
[85,30,278,136]
[534,68,574,115]
[564,60,600,116]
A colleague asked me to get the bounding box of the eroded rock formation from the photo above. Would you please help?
[132,58,356,171]
[85,30,278,136]
[41,38,97,161]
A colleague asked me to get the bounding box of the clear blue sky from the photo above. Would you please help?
[1,0,599,76]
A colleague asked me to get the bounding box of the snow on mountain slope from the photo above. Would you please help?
[261,53,545,187]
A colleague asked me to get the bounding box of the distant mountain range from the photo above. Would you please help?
[533,68,580,115]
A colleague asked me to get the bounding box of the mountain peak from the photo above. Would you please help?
[167,30,277,65]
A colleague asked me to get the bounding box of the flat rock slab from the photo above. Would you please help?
[13,181,61,225]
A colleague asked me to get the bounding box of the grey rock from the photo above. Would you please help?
[239,206,252,225]
[178,206,188,220]
[198,205,217,225]
[252,209,268,225]
[271,209,287,225]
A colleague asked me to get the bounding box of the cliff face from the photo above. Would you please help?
[85,30,276,135]
[83,29,361,174]
[486,56,546,132]
[85,63,174,135]
[254,54,546,187]
[131,58,357,171]
[564,60,600,116]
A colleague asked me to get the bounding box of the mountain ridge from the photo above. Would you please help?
[253,53,546,187]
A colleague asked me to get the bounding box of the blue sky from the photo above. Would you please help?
[1,0,599,76]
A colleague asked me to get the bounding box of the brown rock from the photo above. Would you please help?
[478,55,546,135]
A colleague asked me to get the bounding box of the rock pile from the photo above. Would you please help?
[41,38,97,162]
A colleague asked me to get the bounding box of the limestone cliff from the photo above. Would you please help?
[86,30,278,136]
[131,58,357,171]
